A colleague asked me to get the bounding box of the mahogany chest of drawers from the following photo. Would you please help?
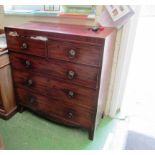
[5,22,116,140]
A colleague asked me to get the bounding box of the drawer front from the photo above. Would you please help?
[10,53,99,89]
[47,79,97,110]
[12,70,97,110]
[12,70,48,96]
[48,39,102,67]
[6,31,47,57]
[16,88,92,129]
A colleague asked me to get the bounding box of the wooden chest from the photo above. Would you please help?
[5,22,116,140]
[0,50,17,119]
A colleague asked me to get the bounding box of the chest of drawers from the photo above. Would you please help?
[5,22,116,140]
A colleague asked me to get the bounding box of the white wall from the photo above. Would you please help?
[0,5,123,117]
[0,5,103,28]
[105,6,141,117]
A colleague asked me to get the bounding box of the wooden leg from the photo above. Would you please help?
[18,105,25,113]
[88,129,94,140]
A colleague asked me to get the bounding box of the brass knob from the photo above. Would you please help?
[21,42,28,49]
[25,60,31,68]
[68,90,75,98]
[68,49,76,58]
[68,112,73,119]
[25,79,33,87]
[67,70,75,80]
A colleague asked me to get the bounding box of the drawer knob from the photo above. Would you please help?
[68,90,75,98]
[25,79,33,87]
[67,70,75,80]
[21,42,28,49]
[68,49,76,58]
[68,112,73,119]
[25,60,31,68]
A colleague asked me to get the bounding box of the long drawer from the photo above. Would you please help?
[10,53,99,89]
[12,70,97,110]
[47,39,102,67]
[16,87,93,129]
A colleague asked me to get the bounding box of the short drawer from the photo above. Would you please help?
[12,70,97,110]
[6,31,47,57]
[48,39,102,67]
[10,53,99,89]
[16,88,92,129]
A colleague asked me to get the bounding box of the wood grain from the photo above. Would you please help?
[0,52,17,119]
[10,52,99,89]
[5,22,114,46]
[12,69,97,110]
[16,87,92,129]
[48,39,102,67]
[7,36,47,57]
[5,22,117,140]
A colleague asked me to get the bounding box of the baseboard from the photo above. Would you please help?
[0,106,17,120]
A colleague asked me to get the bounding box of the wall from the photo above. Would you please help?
[0,5,104,28]
[105,6,141,117]
[0,5,123,117]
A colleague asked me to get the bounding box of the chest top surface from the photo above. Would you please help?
[5,22,116,39]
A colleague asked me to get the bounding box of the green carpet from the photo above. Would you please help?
[0,111,117,150]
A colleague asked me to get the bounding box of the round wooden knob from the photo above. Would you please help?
[68,112,73,119]
[25,79,33,87]
[25,60,31,68]
[21,42,28,49]
[68,49,76,58]
[67,70,75,80]
[68,90,75,98]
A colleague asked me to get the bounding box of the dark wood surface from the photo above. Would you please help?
[7,35,47,57]
[10,52,99,89]
[5,22,117,140]
[12,69,97,110]
[5,22,114,39]
[48,39,103,67]
[0,96,3,109]
[16,87,92,129]
[5,22,115,46]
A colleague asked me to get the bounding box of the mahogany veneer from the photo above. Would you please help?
[5,22,116,140]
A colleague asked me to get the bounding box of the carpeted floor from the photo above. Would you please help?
[125,130,155,150]
[0,111,117,150]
